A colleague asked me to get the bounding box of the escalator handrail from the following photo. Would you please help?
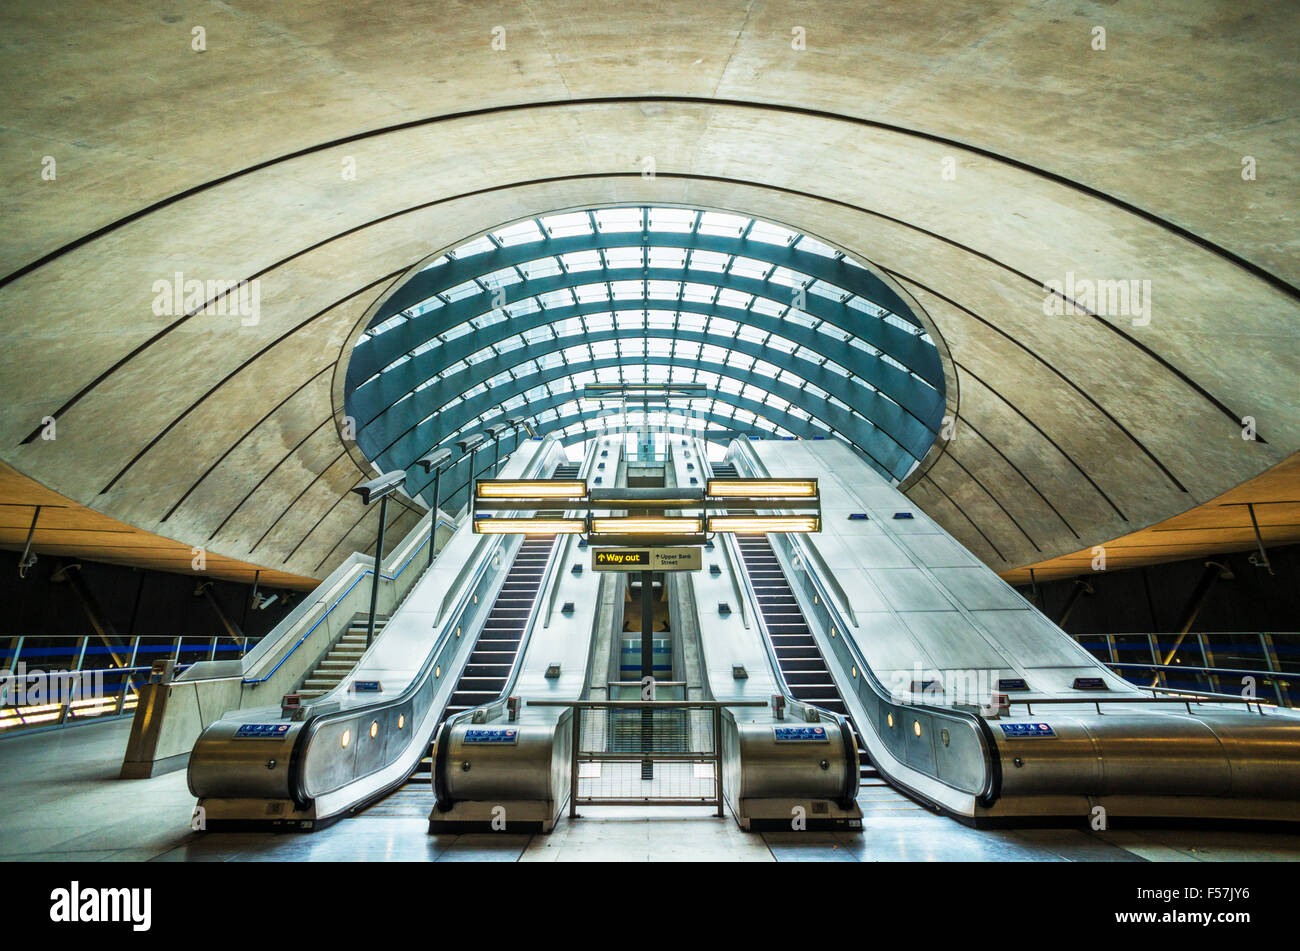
[440,438,603,731]
[783,526,1000,804]
[287,439,563,806]
[728,439,1000,804]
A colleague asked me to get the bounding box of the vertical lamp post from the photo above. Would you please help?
[455,433,487,517]
[416,447,453,569]
[350,470,408,647]
[486,423,511,479]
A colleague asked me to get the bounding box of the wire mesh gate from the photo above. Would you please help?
[529,699,765,817]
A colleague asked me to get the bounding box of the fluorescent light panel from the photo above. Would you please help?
[708,515,821,533]
[706,479,818,499]
[474,517,586,534]
[476,479,587,500]
[589,517,703,535]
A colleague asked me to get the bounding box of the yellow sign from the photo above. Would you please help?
[592,548,702,572]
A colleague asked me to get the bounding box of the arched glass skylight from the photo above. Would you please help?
[344,206,947,511]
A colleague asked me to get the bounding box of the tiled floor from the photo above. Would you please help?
[3,718,1300,862]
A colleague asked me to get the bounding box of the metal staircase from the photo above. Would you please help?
[297,614,388,701]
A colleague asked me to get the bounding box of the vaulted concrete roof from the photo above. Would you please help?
[1,1,1297,582]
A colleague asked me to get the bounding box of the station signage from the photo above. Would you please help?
[464,728,519,744]
[773,725,829,742]
[592,547,702,572]
[234,723,292,739]
[999,722,1056,738]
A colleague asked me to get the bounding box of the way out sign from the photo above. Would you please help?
[593,547,702,571]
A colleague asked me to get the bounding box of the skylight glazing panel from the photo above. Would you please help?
[560,250,602,272]
[747,220,796,246]
[648,208,695,233]
[594,208,642,233]
[728,257,770,281]
[542,212,592,238]
[697,211,747,237]
[687,250,728,273]
[453,236,495,258]
[518,258,562,280]
[598,246,641,270]
[443,280,482,303]
[493,220,544,246]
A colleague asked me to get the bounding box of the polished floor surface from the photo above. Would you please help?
[3,719,1299,863]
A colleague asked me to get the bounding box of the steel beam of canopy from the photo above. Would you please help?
[359,330,934,464]
[394,382,892,511]
[351,299,942,430]
[372,230,924,338]
[402,399,821,510]
[374,359,908,483]
[363,345,925,472]
[348,265,941,388]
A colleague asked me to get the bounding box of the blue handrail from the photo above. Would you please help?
[240,516,455,685]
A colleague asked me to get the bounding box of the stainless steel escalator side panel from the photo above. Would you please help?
[188,437,567,825]
[740,437,1300,824]
[427,440,610,833]
[188,720,305,800]
[725,715,856,804]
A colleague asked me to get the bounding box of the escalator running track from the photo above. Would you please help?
[361,519,573,815]
[713,461,886,791]
[363,462,579,816]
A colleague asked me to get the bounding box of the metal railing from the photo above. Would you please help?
[242,513,457,685]
[1071,631,1297,708]
[529,698,765,816]
[0,633,253,735]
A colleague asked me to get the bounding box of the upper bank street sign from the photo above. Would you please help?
[592,547,703,572]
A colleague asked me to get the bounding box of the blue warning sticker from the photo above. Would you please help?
[999,722,1056,738]
[234,723,291,739]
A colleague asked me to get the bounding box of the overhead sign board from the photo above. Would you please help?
[593,547,702,572]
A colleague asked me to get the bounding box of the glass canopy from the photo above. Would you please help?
[344,206,947,511]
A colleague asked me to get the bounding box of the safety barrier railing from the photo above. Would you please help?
[0,634,253,735]
[1070,631,1296,707]
[528,698,766,816]
[239,513,458,686]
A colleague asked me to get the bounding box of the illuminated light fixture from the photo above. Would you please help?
[887,713,895,728]
[708,516,821,533]
[370,721,379,739]
[707,479,818,499]
[474,517,586,535]
[476,479,587,500]
[589,517,703,535]
[341,729,351,749]
[913,721,922,737]
[398,714,406,730]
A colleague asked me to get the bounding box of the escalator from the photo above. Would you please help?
[367,462,580,815]
[714,461,884,790]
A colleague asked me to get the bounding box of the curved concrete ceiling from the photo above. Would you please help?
[1,1,1297,583]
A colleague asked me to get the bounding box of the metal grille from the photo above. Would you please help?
[562,702,726,811]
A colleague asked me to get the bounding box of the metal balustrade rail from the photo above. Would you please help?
[1071,631,1297,707]
[528,698,766,815]
[0,634,252,734]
